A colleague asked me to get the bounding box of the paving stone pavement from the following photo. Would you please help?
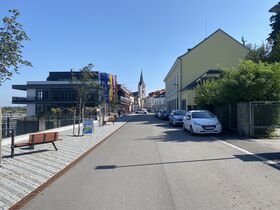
[0,120,127,210]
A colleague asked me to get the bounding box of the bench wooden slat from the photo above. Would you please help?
[45,132,58,142]
[29,133,45,144]
[11,131,60,158]
[14,142,30,147]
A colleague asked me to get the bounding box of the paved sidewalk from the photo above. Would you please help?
[0,120,127,210]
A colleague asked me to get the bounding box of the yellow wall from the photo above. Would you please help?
[180,30,249,108]
[181,90,195,106]
[181,30,248,88]
[164,60,180,108]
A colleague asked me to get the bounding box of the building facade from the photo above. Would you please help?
[117,84,133,114]
[164,29,249,110]
[12,71,116,116]
[144,89,166,112]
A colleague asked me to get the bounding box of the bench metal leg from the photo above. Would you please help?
[11,130,15,158]
[11,147,14,158]
[52,142,58,151]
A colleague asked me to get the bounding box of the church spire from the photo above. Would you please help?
[139,70,145,86]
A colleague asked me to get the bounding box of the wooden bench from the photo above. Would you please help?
[11,132,59,158]
[104,115,117,125]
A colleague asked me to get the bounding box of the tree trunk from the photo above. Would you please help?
[82,104,85,136]
[73,108,76,136]
[78,98,82,136]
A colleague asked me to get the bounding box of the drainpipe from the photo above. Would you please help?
[178,57,183,109]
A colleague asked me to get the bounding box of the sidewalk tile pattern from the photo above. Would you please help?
[0,121,126,210]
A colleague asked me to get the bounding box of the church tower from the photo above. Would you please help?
[138,70,146,108]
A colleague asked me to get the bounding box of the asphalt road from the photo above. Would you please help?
[22,115,280,210]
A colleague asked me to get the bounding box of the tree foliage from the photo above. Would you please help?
[268,33,280,62]
[0,9,32,84]
[268,11,280,47]
[267,9,280,62]
[71,63,104,136]
[72,63,103,107]
[194,61,280,106]
[245,42,270,63]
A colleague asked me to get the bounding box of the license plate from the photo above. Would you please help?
[204,126,215,130]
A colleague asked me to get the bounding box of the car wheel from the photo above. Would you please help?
[190,126,195,135]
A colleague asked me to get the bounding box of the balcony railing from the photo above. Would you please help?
[12,97,36,104]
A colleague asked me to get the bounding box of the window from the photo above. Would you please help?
[36,104,44,114]
[192,111,215,119]
[37,90,43,101]
[37,89,49,101]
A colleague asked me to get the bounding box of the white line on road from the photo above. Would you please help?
[211,136,280,170]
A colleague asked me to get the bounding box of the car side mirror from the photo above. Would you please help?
[186,116,191,120]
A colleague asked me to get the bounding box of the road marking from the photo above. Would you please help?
[211,136,280,169]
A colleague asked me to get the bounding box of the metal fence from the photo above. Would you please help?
[249,101,280,137]
[1,114,85,138]
[213,102,280,137]
[213,104,238,131]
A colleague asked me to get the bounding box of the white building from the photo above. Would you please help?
[144,89,166,112]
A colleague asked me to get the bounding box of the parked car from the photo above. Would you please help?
[159,109,171,120]
[135,109,148,114]
[156,109,163,118]
[169,110,187,126]
[154,110,159,118]
[183,110,222,135]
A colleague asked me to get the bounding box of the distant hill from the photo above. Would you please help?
[2,106,26,113]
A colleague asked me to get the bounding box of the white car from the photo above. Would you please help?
[183,110,222,135]
[135,109,148,114]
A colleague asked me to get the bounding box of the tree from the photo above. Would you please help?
[268,8,280,62]
[268,10,280,47]
[0,9,32,84]
[268,33,280,62]
[72,64,103,136]
[245,42,270,63]
[194,61,280,106]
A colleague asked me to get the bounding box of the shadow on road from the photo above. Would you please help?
[95,156,235,170]
[95,154,280,171]
[117,114,280,171]
[235,152,280,171]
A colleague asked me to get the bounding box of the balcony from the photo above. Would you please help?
[12,97,35,104]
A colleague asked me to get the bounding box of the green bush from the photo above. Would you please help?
[194,61,280,137]
[195,61,280,106]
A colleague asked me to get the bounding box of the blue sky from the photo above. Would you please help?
[0,0,277,106]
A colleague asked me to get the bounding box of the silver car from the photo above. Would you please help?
[169,110,187,126]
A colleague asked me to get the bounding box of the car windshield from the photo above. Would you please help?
[173,111,187,116]
[192,111,215,119]
[163,110,170,113]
